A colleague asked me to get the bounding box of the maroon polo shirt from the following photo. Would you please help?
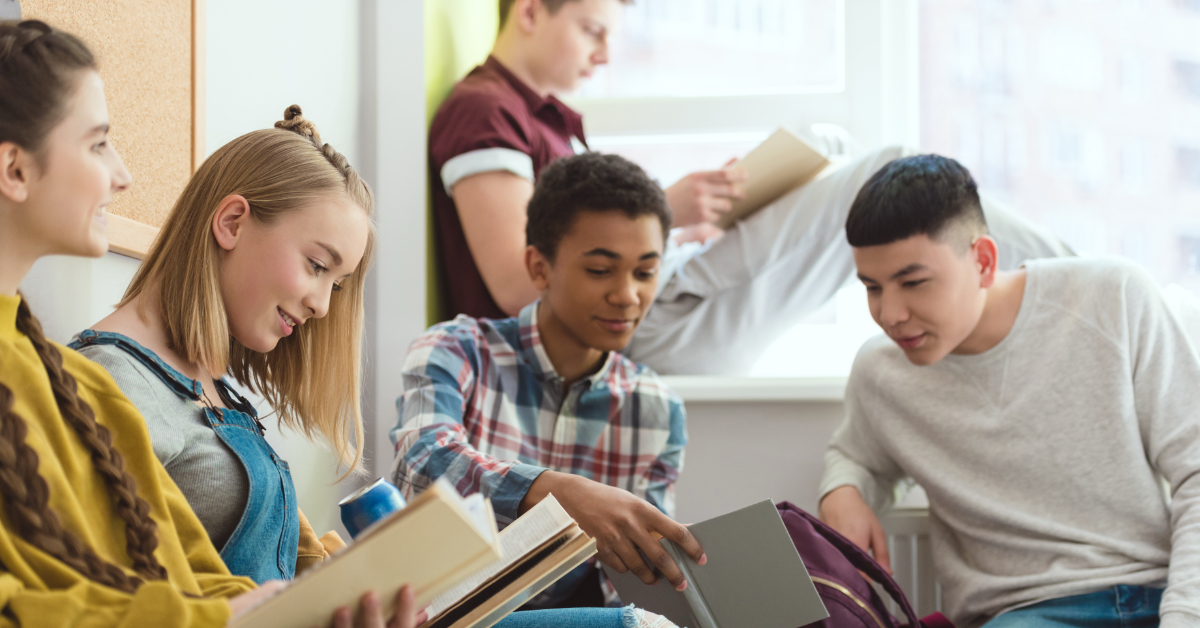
[429,56,587,320]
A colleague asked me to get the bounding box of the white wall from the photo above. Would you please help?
[675,400,845,523]
[19,253,141,344]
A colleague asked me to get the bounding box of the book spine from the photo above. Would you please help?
[664,542,719,628]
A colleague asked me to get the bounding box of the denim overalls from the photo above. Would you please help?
[71,330,299,582]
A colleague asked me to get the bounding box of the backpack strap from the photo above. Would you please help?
[777,502,926,627]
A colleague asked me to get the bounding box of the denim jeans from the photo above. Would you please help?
[496,605,639,628]
[982,585,1162,627]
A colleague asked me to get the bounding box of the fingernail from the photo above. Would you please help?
[699,554,708,565]
[675,581,688,592]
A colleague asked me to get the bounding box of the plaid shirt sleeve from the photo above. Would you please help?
[642,389,687,518]
[389,325,546,522]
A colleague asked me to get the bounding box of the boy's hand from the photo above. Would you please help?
[522,471,706,590]
[818,485,891,574]
[665,160,747,228]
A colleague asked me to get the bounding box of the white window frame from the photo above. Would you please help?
[567,0,920,149]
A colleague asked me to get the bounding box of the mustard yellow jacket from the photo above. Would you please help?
[0,294,255,627]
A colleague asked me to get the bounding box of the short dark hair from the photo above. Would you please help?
[845,154,988,250]
[499,0,634,29]
[526,152,671,260]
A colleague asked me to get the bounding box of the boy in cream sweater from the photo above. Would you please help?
[818,155,1200,628]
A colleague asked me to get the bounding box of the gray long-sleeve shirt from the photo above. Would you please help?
[820,257,1200,628]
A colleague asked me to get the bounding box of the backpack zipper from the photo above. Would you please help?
[811,576,887,628]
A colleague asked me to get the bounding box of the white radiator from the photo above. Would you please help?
[881,508,942,617]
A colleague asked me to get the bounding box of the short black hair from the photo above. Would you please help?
[526,152,671,260]
[845,154,987,250]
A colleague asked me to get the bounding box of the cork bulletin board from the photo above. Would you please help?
[20,0,204,259]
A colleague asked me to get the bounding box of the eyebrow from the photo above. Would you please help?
[86,123,110,137]
[317,242,343,267]
[857,263,930,284]
[582,248,662,261]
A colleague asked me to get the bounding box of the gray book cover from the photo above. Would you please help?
[604,500,829,628]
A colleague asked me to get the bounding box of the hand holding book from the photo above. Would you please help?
[520,471,706,591]
[664,159,749,228]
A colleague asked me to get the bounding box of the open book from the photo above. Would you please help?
[229,480,500,628]
[714,127,830,230]
[421,495,597,628]
[603,500,829,628]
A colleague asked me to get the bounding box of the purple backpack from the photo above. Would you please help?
[776,502,955,628]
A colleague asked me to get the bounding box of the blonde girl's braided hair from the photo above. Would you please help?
[0,20,171,594]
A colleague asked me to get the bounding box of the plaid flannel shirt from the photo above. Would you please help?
[390,302,686,524]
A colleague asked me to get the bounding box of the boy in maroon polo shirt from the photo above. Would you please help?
[430,0,1072,374]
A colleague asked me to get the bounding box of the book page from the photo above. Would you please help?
[427,495,573,617]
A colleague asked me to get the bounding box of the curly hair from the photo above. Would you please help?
[526,152,670,260]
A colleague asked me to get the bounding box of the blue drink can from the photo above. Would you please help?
[338,477,407,539]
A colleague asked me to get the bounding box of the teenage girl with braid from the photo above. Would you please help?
[0,19,420,628]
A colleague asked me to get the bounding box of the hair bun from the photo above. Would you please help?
[275,104,322,144]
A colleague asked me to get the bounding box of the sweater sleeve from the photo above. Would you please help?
[0,571,233,628]
[1125,269,1200,623]
[819,342,908,513]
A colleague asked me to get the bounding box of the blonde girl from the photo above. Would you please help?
[0,19,418,628]
[74,103,371,584]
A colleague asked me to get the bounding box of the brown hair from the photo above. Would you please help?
[0,299,169,593]
[499,0,633,29]
[122,105,374,476]
[0,20,94,154]
[0,19,167,594]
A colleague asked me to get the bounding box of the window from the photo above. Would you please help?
[577,0,1200,377]
[920,0,1200,299]
[571,0,913,378]
[578,0,843,98]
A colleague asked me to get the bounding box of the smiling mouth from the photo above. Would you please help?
[278,307,298,335]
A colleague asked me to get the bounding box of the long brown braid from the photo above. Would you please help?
[0,298,169,593]
[1,20,169,594]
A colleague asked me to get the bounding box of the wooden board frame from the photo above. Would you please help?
[20,0,205,260]
[105,0,204,260]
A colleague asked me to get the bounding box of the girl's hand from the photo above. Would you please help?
[332,585,427,628]
[228,580,288,619]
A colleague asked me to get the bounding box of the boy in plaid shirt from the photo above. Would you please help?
[391,153,705,607]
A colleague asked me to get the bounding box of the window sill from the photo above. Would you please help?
[659,376,848,403]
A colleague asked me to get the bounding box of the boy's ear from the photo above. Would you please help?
[0,142,33,203]
[972,235,1000,289]
[211,194,251,251]
[526,244,553,291]
[512,0,541,33]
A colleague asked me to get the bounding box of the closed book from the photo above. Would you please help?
[604,499,829,628]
